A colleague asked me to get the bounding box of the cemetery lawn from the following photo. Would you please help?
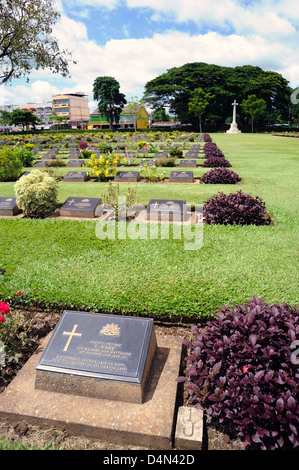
[0,133,298,321]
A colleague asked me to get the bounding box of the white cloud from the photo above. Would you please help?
[2,1,298,106]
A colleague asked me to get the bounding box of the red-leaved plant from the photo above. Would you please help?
[177,297,299,450]
[203,190,268,225]
[201,167,241,184]
[202,157,231,167]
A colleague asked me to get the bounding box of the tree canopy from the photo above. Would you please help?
[0,108,40,129]
[93,76,126,129]
[0,0,74,85]
[143,63,291,127]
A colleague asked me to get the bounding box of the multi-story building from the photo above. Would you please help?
[52,92,90,128]
[35,101,53,129]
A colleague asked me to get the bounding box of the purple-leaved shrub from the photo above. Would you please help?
[201,168,241,184]
[202,157,231,167]
[203,190,268,225]
[178,297,299,450]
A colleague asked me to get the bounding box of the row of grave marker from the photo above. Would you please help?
[0,196,187,221]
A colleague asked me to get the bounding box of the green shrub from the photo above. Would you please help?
[0,147,23,181]
[14,170,58,218]
[156,157,177,167]
[15,147,36,167]
[46,159,66,167]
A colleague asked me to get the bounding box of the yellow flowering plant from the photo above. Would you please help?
[87,152,127,181]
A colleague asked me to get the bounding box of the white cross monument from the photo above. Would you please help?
[226,99,241,134]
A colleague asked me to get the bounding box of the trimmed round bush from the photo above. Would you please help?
[203,190,268,225]
[14,169,58,218]
[178,297,299,450]
[202,157,231,167]
[201,167,241,184]
[203,133,212,142]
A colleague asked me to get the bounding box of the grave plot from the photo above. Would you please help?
[168,171,194,183]
[62,171,90,182]
[33,160,51,167]
[0,197,21,216]
[146,199,187,222]
[179,160,197,167]
[60,197,103,218]
[66,160,85,167]
[114,171,141,182]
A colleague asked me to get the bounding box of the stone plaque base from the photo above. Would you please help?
[0,333,182,450]
[35,327,157,404]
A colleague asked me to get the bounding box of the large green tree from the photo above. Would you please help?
[0,0,74,85]
[188,87,214,132]
[2,108,40,129]
[93,76,126,130]
[240,95,267,132]
[143,63,291,126]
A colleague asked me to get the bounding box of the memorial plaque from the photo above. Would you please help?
[146,198,186,222]
[60,197,103,218]
[35,311,157,403]
[179,160,197,167]
[66,160,85,167]
[169,171,194,183]
[62,171,90,182]
[0,197,21,216]
[114,171,140,182]
[33,160,50,167]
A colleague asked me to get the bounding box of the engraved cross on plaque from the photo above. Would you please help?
[62,324,82,351]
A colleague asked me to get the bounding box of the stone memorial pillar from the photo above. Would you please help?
[226,99,241,134]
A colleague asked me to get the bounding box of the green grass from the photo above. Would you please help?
[0,133,298,321]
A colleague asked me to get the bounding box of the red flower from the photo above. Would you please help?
[242,365,249,373]
[0,315,5,323]
[0,302,10,315]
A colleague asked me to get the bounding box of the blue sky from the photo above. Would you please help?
[1,0,299,111]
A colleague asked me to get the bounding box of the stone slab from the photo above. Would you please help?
[0,332,182,450]
[62,171,90,182]
[0,197,21,216]
[179,160,197,167]
[168,171,194,183]
[175,406,204,450]
[114,171,141,182]
[35,311,157,404]
[66,160,85,167]
[60,197,103,218]
[146,199,186,222]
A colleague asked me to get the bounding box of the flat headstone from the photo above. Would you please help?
[60,197,102,218]
[35,311,157,404]
[179,160,197,167]
[33,161,50,167]
[66,160,85,167]
[146,198,186,222]
[114,171,140,182]
[62,171,90,182]
[0,197,21,216]
[169,171,194,183]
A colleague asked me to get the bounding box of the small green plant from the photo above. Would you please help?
[140,162,166,182]
[101,181,138,220]
[15,146,36,167]
[14,169,58,218]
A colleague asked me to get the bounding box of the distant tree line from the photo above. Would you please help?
[143,63,294,130]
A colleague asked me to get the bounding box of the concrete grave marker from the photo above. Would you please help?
[60,197,103,218]
[35,311,157,404]
[146,198,186,222]
[0,197,21,216]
